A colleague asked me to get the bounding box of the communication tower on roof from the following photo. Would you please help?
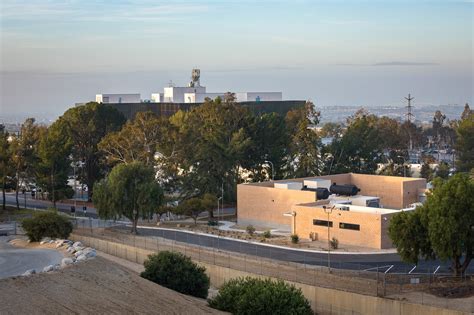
[188,68,201,87]
[405,93,415,123]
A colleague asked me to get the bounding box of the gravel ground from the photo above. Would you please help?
[0,257,226,314]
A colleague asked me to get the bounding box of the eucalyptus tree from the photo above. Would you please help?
[58,102,126,200]
[171,95,254,200]
[10,118,43,208]
[36,121,73,207]
[284,101,322,177]
[329,111,383,174]
[93,162,163,234]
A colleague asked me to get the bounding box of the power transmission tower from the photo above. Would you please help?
[405,93,415,123]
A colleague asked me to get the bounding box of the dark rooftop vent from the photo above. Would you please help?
[330,183,360,196]
[302,186,330,200]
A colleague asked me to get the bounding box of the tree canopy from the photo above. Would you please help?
[58,102,126,199]
[10,118,43,208]
[99,111,166,166]
[93,162,164,233]
[389,173,474,275]
[36,120,73,206]
[456,112,474,172]
[285,101,321,177]
[328,111,383,174]
[0,125,13,210]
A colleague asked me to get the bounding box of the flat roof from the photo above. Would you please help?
[241,173,426,188]
[295,202,401,215]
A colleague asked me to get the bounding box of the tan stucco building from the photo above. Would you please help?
[237,173,427,249]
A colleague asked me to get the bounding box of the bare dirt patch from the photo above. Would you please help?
[0,257,226,314]
[428,281,474,298]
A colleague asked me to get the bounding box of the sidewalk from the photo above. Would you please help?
[217,221,290,236]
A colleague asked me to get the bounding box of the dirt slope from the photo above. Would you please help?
[0,257,226,314]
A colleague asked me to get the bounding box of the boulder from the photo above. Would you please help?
[72,241,82,248]
[61,258,74,267]
[42,265,55,272]
[22,269,36,276]
[76,254,87,262]
[83,248,96,258]
[40,238,51,245]
[66,247,76,254]
[86,251,96,258]
[74,250,84,258]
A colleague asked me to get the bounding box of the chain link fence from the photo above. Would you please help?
[72,218,473,303]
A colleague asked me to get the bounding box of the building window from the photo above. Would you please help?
[339,222,360,231]
[313,219,333,227]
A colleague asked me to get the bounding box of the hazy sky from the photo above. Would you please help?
[1,0,473,119]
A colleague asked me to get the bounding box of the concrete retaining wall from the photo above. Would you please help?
[71,234,469,315]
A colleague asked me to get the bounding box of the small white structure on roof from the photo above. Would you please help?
[96,94,141,104]
[274,182,303,190]
[151,69,282,103]
[303,179,331,189]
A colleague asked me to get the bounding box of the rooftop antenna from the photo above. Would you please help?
[168,80,174,87]
[405,93,415,123]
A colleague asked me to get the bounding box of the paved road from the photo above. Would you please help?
[126,226,473,275]
[2,193,98,218]
[0,238,64,279]
[2,193,236,220]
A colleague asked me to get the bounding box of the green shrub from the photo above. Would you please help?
[263,230,272,238]
[330,237,339,249]
[140,251,209,298]
[207,220,218,226]
[22,211,73,242]
[208,277,312,315]
[291,234,299,244]
[246,225,256,236]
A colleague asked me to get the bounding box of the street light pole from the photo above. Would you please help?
[217,197,222,225]
[73,163,77,209]
[264,160,274,181]
[323,205,334,273]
